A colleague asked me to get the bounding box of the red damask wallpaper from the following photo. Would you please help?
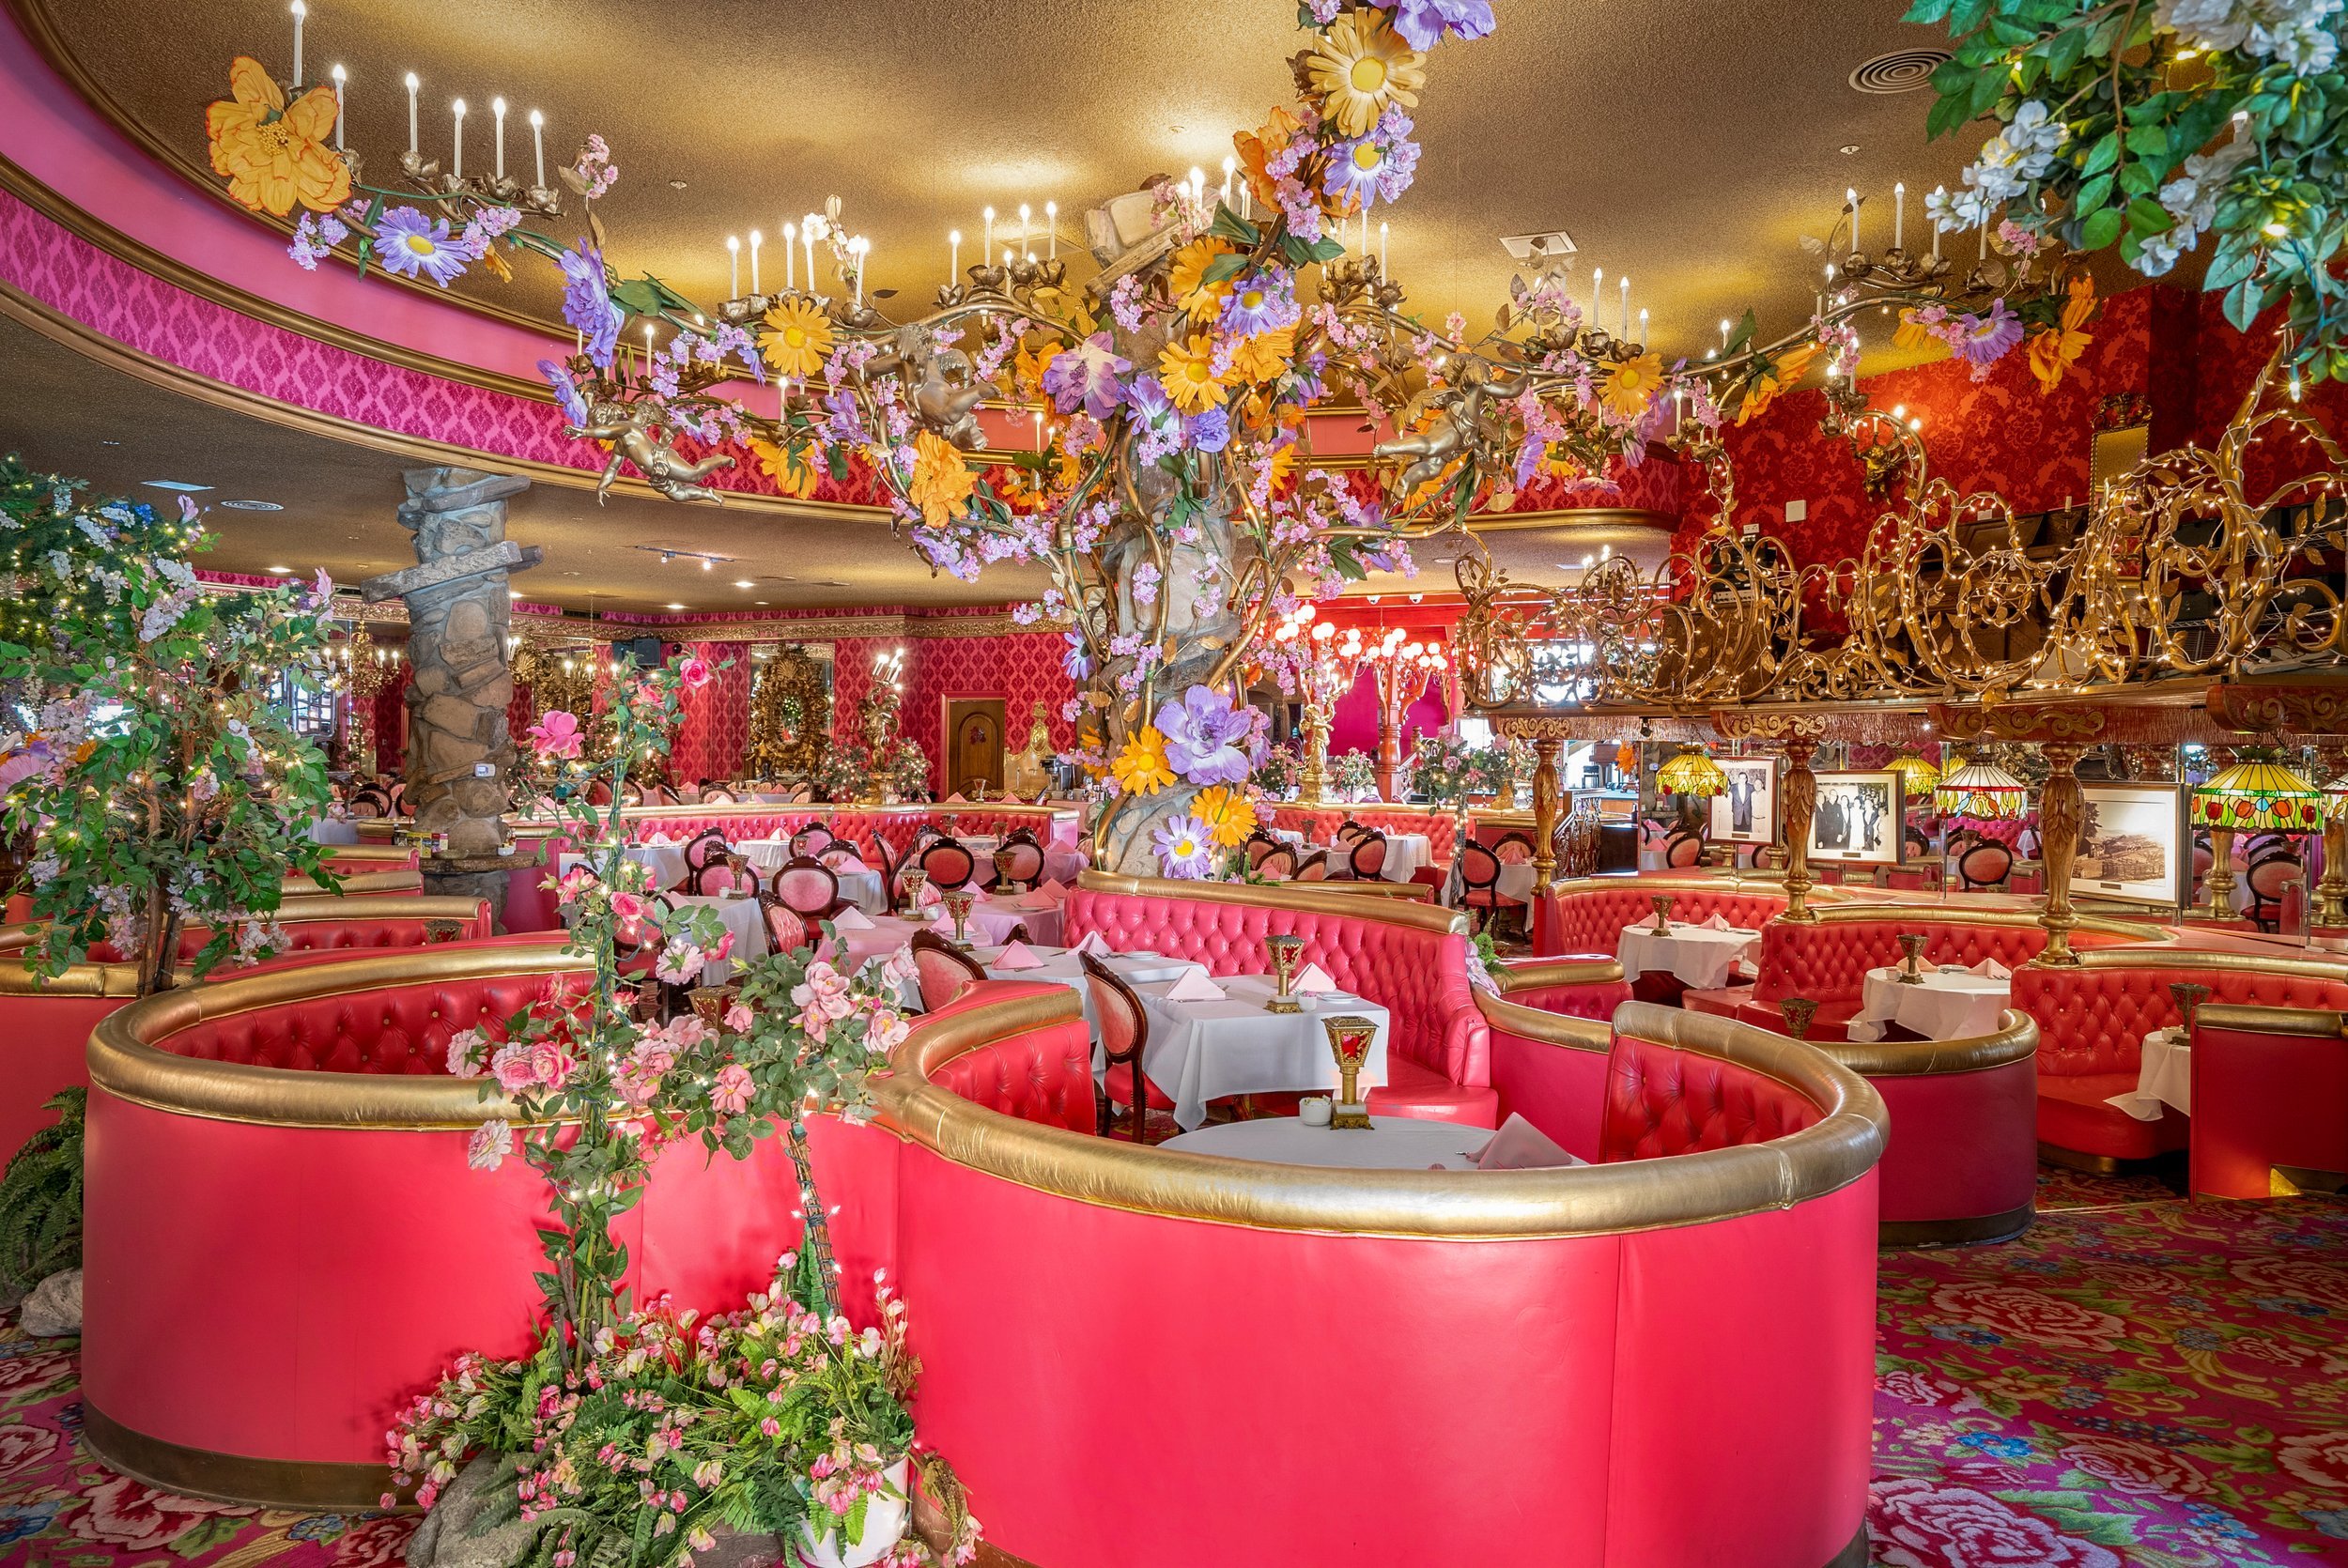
[670,641,754,783]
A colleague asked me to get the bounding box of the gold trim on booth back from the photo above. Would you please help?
[2067,945,2348,982]
[88,940,580,1128]
[1812,1009,2041,1078]
[2193,1002,2348,1037]
[1074,869,1471,936]
[256,894,490,926]
[285,869,423,898]
[312,844,424,865]
[876,978,1887,1238]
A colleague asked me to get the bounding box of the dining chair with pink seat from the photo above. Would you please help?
[687,855,754,897]
[1458,839,1522,936]
[1956,838,2014,891]
[1292,851,1332,882]
[680,829,729,877]
[790,823,836,859]
[1255,844,1297,880]
[910,929,987,1012]
[771,856,842,921]
[919,838,979,890]
[1341,832,1388,882]
[1080,950,1173,1142]
[756,895,813,957]
[995,832,1046,889]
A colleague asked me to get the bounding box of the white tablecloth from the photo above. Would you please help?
[1159,1115,1494,1169]
[1847,966,2011,1042]
[308,819,361,845]
[979,946,1206,1033]
[1130,972,1391,1130]
[2106,1027,2191,1119]
[1041,844,1090,884]
[663,892,770,986]
[626,840,692,891]
[1376,833,1433,883]
[1441,861,1539,909]
[965,892,1066,947]
[832,866,888,915]
[1616,921,1762,989]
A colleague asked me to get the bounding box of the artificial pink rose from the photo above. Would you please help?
[1869,1479,2121,1568]
[490,1044,536,1095]
[528,1038,579,1091]
[467,1119,513,1172]
[69,1475,255,1550]
[2056,1436,2206,1496]
[444,1027,486,1079]
[864,1006,910,1054]
[655,943,706,985]
[2278,1428,2348,1492]
[723,1002,754,1032]
[712,1063,754,1115]
[528,710,583,761]
[0,1421,58,1475]
[1929,1284,2124,1351]
[679,657,714,691]
[708,930,735,963]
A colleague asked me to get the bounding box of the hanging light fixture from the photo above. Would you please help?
[1886,751,1942,796]
[1933,749,2027,821]
[2322,769,2348,822]
[1655,745,1728,798]
[2190,750,2325,833]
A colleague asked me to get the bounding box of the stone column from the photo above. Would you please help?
[1779,737,1820,923]
[1531,736,1565,894]
[363,468,544,922]
[2033,741,2086,965]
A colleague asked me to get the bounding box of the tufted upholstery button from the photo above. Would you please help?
[152,972,574,1075]
[922,983,1098,1133]
[1598,1031,1819,1162]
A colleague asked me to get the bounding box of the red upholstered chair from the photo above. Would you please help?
[919,838,978,890]
[1346,832,1389,881]
[1291,851,1332,882]
[1336,821,1364,845]
[910,930,988,1012]
[1663,830,1705,869]
[2190,1003,2348,1197]
[681,829,729,875]
[1255,845,1297,880]
[702,787,739,805]
[996,832,1045,888]
[688,855,753,897]
[1244,832,1280,870]
[1081,951,1173,1138]
[1493,831,1536,865]
[2245,849,2304,933]
[771,856,842,920]
[1957,838,2013,890]
[816,841,865,873]
[758,896,813,956]
[1458,840,1522,937]
[790,823,836,858]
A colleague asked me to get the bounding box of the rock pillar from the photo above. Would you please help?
[363,468,544,921]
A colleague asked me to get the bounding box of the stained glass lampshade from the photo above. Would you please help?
[1655,746,1728,798]
[1933,754,2028,821]
[1886,753,1942,796]
[2324,773,2348,823]
[2190,754,2325,833]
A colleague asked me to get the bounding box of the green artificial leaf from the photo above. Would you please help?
[1201,252,1251,286]
[2080,207,2124,249]
[2081,131,2120,177]
[2126,196,2175,234]
[1206,204,1261,247]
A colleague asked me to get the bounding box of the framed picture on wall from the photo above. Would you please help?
[1707,757,1781,845]
[1808,771,1905,865]
[2076,783,2186,908]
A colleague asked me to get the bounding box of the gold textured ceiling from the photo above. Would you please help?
[29,0,1985,368]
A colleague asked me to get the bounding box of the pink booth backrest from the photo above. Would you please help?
[629,809,1064,863]
[1065,889,1485,1088]
[921,981,1098,1136]
[1599,1031,1822,1162]
[155,973,567,1075]
[1267,807,1457,859]
[1549,884,1787,960]
[2013,962,2348,1081]
[1752,918,2131,1006]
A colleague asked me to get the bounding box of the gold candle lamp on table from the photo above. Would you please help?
[1895,931,1928,983]
[1264,933,1304,1014]
[898,867,928,919]
[993,847,1022,894]
[1323,1014,1378,1130]
[1649,894,1675,935]
[942,886,976,948]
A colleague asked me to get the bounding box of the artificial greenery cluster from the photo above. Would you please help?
[0,457,337,992]
[1913,0,2348,379]
[0,1090,84,1299]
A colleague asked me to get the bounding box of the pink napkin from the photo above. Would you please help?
[1071,930,1114,957]
[992,941,1044,971]
[1972,958,2013,980]
[647,833,674,845]
[1291,961,1337,994]
[1471,1114,1583,1171]
[916,883,943,909]
[830,907,875,930]
[945,792,967,803]
[1033,880,1069,903]
[1702,913,1733,931]
[1163,970,1228,1002]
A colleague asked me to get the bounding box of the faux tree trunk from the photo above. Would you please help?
[363,468,544,921]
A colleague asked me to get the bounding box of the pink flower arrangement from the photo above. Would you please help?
[528,709,584,761]
[711,1063,754,1114]
[677,656,714,691]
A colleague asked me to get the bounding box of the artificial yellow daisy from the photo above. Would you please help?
[1599,353,1665,419]
[2028,275,2097,394]
[206,56,350,217]
[749,436,821,500]
[1228,327,1297,385]
[906,431,978,527]
[1305,13,1427,138]
[1110,727,1177,796]
[1168,238,1236,321]
[1736,343,1820,427]
[759,297,835,379]
[1892,308,1935,353]
[1192,784,1259,848]
[1158,335,1232,413]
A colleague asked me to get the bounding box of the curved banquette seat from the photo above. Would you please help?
[1065,873,1620,1127]
[79,940,826,1506]
[2012,948,2348,1166]
[2188,1001,2348,1199]
[1541,875,1789,961]
[889,985,1886,1568]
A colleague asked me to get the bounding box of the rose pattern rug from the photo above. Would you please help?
[0,1188,2337,1565]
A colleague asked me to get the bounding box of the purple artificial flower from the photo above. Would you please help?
[1133,561,1161,607]
[1219,269,1302,338]
[1375,0,1495,50]
[559,241,625,369]
[1183,407,1231,453]
[1043,332,1132,419]
[1324,113,1422,209]
[538,359,591,426]
[1062,631,1094,681]
[1154,684,1266,787]
[1151,815,1216,880]
[1124,375,1177,429]
[1953,299,2023,371]
[374,208,470,288]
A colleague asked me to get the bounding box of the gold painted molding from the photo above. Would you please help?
[1808,900,2171,944]
[1472,988,1613,1054]
[2193,1003,2348,1037]
[1812,1009,2040,1077]
[1075,869,1470,935]
[88,943,581,1128]
[2070,945,2348,982]
[880,986,1885,1237]
[284,869,422,898]
[261,894,490,925]
[1493,957,1628,994]
[82,1404,396,1513]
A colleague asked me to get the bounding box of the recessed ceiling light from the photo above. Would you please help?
[266,564,292,574]
[668,178,688,190]
[1838,144,1861,155]
[100,440,120,447]
[755,601,768,606]
[219,499,283,512]
[734,578,753,589]
[666,603,686,610]
[143,480,211,493]
[508,590,523,599]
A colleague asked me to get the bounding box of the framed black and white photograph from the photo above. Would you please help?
[1808,771,1905,865]
[2076,783,2187,908]
[1707,757,1780,845]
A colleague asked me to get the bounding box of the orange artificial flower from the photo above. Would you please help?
[1892,308,1936,353]
[206,56,350,217]
[2028,276,2098,394]
[1232,107,1305,208]
[1012,337,1061,399]
[1158,335,1232,413]
[907,431,979,526]
[1735,343,1820,427]
[1599,352,1665,419]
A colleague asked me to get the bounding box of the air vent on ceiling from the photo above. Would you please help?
[218,499,284,511]
[1499,230,1576,262]
[1849,49,1950,94]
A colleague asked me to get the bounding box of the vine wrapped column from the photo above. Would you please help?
[363,468,544,918]
[2033,741,2086,965]
[1779,737,1819,924]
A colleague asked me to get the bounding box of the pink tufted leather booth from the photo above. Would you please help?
[1737,915,2134,1035]
[2013,955,2348,1164]
[2189,1003,2348,1198]
[156,969,564,1075]
[922,982,1098,1136]
[1267,805,1460,860]
[615,806,1078,863]
[1541,879,1787,961]
[1599,1030,1821,1160]
[1066,876,1498,1125]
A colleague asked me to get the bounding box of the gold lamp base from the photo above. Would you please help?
[1330,1101,1372,1130]
[1264,994,1302,1015]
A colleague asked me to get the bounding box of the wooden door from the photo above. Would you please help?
[946,699,1007,797]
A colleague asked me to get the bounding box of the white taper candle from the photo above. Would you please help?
[405,73,419,157]
[530,110,545,189]
[330,64,345,150]
[749,229,762,295]
[492,99,506,181]
[290,1,305,89]
[1893,182,1905,252]
[727,235,739,299]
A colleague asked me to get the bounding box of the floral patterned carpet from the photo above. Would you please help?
[0,1176,2338,1567]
